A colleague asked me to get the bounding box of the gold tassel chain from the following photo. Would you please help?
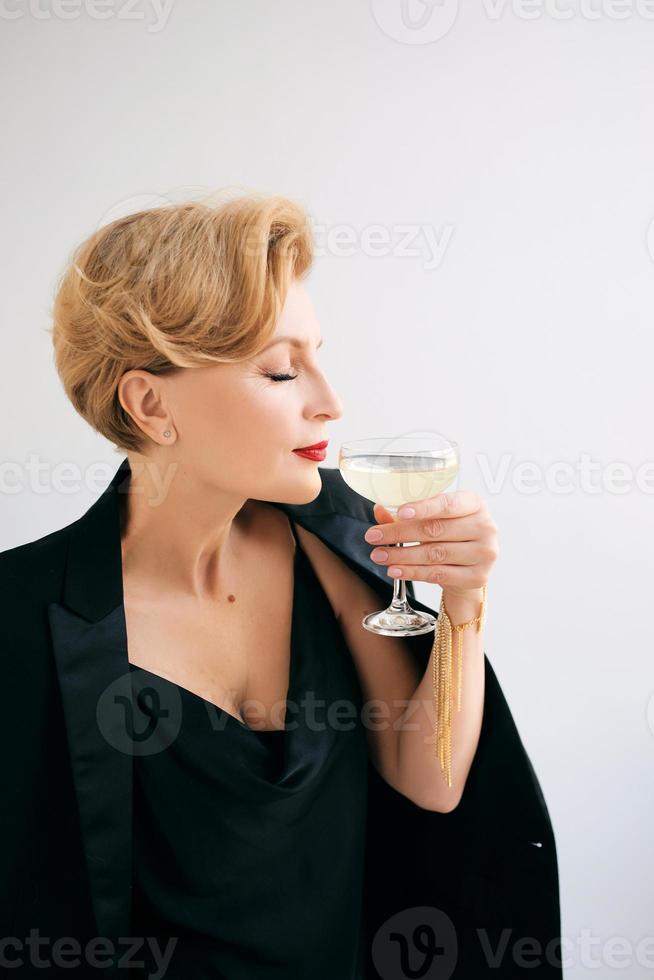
[431,583,487,788]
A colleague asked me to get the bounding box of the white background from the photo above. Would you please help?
[1,1,653,975]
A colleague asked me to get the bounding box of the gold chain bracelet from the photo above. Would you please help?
[431,583,487,788]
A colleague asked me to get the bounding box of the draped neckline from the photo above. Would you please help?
[128,510,301,736]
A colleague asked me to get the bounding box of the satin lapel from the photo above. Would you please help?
[46,456,134,952]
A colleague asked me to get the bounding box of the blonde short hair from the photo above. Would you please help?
[48,191,314,454]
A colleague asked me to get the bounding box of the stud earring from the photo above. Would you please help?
[163,430,171,438]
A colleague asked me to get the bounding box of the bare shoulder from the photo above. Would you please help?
[292,521,381,624]
[246,504,389,632]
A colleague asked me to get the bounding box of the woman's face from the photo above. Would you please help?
[147,279,344,505]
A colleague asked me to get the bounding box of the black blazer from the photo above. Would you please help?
[1,456,563,978]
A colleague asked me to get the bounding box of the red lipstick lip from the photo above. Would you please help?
[293,440,328,451]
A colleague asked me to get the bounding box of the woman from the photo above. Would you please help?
[0,192,562,979]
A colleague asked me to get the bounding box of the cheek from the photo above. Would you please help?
[176,370,299,461]
[219,384,298,450]
[245,389,298,447]
[174,373,250,452]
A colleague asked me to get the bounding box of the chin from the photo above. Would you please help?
[284,466,324,506]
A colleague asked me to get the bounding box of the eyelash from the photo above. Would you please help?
[265,371,299,382]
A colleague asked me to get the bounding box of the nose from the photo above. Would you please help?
[312,376,344,423]
[321,383,344,422]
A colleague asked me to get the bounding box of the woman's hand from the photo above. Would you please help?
[364,491,499,602]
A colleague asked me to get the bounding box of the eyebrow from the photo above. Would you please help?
[261,336,323,352]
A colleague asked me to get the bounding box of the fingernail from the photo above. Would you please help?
[365,528,383,542]
[388,566,403,577]
[398,506,415,519]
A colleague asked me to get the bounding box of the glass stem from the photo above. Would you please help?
[390,542,409,609]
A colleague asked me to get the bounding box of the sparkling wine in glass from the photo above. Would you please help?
[338,435,459,636]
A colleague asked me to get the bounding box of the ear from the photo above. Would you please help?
[372,501,397,525]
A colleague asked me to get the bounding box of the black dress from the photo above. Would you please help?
[127,514,370,979]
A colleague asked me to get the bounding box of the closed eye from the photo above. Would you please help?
[265,371,298,382]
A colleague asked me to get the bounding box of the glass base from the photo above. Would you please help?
[362,601,436,637]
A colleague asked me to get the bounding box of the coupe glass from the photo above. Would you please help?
[338,435,459,636]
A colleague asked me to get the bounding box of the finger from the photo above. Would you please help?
[397,491,483,522]
[370,540,480,567]
[364,512,485,546]
[384,562,486,589]
[372,502,397,526]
